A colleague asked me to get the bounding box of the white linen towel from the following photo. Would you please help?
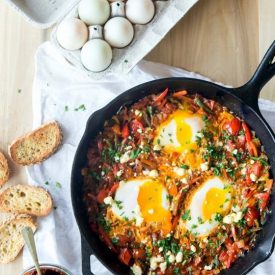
[23,42,275,275]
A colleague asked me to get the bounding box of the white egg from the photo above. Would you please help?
[111,178,172,233]
[153,110,204,154]
[126,0,155,25]
[104,17,134,48]
[78,0,110,25]
[180,177,232,237]
[56,18,88,50]
[81,39,112,72]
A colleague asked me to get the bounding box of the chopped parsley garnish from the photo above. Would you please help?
[111,237,119,244]
[214,213,223,222]
[55,182,62,189]
[130,148,142,159]
[74,104,86,111]
[17,89,22,94]
[98,214,111,232]
[180,164,189,169]
[44,181,49,185]
[65,105,69,112]
[181,209,191,221]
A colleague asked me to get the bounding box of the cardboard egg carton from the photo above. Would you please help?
[51,0,199,79]
[4,0,198,79]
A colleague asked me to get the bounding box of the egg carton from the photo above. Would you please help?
[50,0,199,80]
[3,0,80,29]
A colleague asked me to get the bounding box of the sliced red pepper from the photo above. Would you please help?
[155,88,168,103]
[245,206,259,227]
[251,162,262,178]
[118,248,132,266]
[97,138,104,152]
[255,192,270,211]
[173,90,187,98]
[121,124,129,139]
[109,182,119,195]
[130,119,144,137]
[247,141,258,157]
[224,118,241,136]
[98,226,117,252]
[96,188,109,204]
[242,122,252,142]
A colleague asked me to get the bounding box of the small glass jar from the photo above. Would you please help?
[20,264,73,275]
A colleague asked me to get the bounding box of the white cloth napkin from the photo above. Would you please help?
[23,42,275,275]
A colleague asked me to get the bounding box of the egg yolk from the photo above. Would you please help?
[137,181,171,234]
[202,187,228,220]
[154,110,202,154]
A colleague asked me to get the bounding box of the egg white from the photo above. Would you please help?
[111,178,169,223]
[181,177,231,237]
[154,111,204,154]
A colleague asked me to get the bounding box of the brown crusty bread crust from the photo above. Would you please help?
[0,152,9,185]
[0,215,37,264]
[8,121,62,166]
[0,184,53,217]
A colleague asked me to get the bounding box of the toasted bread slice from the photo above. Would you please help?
[0,215,36,264]
[0,152,9,185]
[0,185,53,217]
[9,121,62,166]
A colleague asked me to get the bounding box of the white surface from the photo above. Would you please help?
[23,42,275,275]
[51,0,199,79]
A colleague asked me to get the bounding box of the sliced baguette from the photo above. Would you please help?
[0,152,9,185]
[0,184,53,217]
[9,121,62,166]
[0,215,36,264]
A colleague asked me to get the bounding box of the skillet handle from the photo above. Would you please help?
[233,40,275,113]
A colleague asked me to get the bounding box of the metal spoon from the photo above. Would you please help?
[22,226,42,275]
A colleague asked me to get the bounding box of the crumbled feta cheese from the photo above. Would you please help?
[148,209,154,214]
[103,196,113,205]
[158,247,163,252]
[196,132,204,138]
[114,155,120,162]
[241,167,247,175]
[200,162,209,171]
[153,144,162,151]
[250,173,257,182]
[135,110,142,117]
[223,214,234,224]
[135,216,144,226]
[190,245,196,252]
[232,205,240,213]
[217,141,223,146]
[175,251,183,263]
[204,265,212,270]
[101,171,105,176]
[233,212,243,223]
[120,151,130,163]
[129,162,135,166]
[150,258,158,271]
[131,264,142,275]
[168,254,175,263]
[137,128,143,134]
[149,170,159,178]
[180,178,188,184]
[250,159,255,164]
[173,167,186,176]
[143,169,150,176]
[159,262,167,272]
[166,251,171,256]
[116,170,123,177]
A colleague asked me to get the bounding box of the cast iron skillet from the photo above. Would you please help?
[71,41,275,275]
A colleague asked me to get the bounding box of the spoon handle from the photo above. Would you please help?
[22,227,42,275]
